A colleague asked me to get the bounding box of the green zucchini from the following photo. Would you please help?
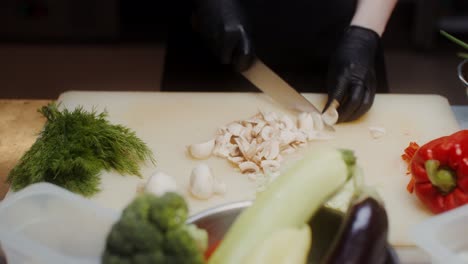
[208,147,356,264]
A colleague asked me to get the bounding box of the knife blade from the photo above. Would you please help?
[241,58,335,131]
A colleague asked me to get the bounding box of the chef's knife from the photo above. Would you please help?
[241,58,335,131]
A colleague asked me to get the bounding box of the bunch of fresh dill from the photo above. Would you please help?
[7,103,156,197]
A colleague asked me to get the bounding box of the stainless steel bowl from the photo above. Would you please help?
[458,59,468,87]
[458,59,468,97]
[187,201,253,247]
[187,201,400,263]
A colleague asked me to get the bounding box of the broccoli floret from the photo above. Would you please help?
[102,192,206,264]
[132,251,165,263]
[164,226,206,264]
[185,224,208,253]
[121,193,158,220]
[102,252,131,264]
[106,222,134,255]
[108,215,164,255]
[150,192,188,231]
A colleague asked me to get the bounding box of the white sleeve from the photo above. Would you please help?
[350,0,399,36]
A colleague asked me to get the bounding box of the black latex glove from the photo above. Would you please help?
[324,25,381,123]
[192,0,255,72]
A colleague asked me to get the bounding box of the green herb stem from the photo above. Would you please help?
[440,30,468,50]
[457,52,468,59]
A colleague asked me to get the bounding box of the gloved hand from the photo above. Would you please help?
[192,0,255,72]
[324,25,381,123]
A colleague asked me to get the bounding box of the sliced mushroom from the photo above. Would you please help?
[247,173,259,181]
[281,145,296,154]
[227,122,244,136]
[256,141,267,156]
[261,159,281,172]
[322,107,339,126]
[251,153,263,164]
[213,137,231,157]
[214,147,231,158]
[369,126,386,139]
[311,112,324,131]
[216,126,228,135]
[191,109,340,181]
[240,125,253,143]
[215,132,233,146]
[263,111,278,125]
[322,100,340,126]
[262,140,280,160]
[213,135,231,157]
[280,115,295,130]
[279,130,297,145]
[260,125,275,141]
[239,161,260,174]
[188,139,215,159]
[294,131,308,143]
[255,136,265,144]
[275,154,284,163]
[189,164,215,200]
[227,144,241,157]
[256,144,266,160]
[269,122,281,131]
[244,113,263,124]
[298,112,314,131]
[269,171,281,181]
[291,141,305,149]
[296,142,307,148]
[304,130,320,141]
[244,141,258,160]
[235,136,253,159]
[252,121,266,136]
[227,155,244,164]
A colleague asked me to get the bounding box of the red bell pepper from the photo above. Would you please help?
[402,130,468,214]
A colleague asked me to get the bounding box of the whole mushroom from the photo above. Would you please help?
[145,171,179,196]
[189,164,226,200]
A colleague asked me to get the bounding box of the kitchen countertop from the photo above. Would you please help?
[0,99,467,201]
[452,105,468,129]
[0,100,51,200]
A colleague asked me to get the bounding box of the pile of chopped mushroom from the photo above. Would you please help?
[189,110,338,178]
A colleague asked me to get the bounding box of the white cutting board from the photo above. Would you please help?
[56,91,459,249]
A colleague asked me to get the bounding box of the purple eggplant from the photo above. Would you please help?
[320,194,390,264]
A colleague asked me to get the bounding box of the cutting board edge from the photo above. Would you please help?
[57,90,454,97]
